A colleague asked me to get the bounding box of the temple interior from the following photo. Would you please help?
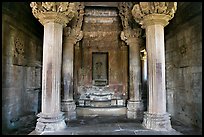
[2,2,202,135]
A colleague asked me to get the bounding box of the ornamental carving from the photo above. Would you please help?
[118,2,143,46]
[118,2,134,30]
[63,2,84,45]
[13,36,25,66]
[132,2,177,28]
[14,37,24,58]
[30,2,77,26]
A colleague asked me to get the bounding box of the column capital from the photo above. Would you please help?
[30,2,77,26]
[63,27,83,45]
[120,28,142,46]
[132,2,177,28]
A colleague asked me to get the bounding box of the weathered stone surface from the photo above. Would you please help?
[143,112,172,131]
[61,101,77,121]
[2,3,43,134]
[127,101,144,119]
[165,4,202,129]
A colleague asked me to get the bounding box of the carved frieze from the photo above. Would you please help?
[30,2,77,26]
[132,2,177,28]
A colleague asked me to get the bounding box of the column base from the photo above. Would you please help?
[127,100,143,119]
[35,112,66,133]
[142,112,172,131]
[61,101,76,121]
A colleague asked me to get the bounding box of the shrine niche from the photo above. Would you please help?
[92,52,108,86]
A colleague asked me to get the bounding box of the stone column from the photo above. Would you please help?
[61,27,83,121]
[121,29,143,119]
[132,2,177,131]
[30,2,76,132]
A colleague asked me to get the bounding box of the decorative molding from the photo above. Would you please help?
[30,2,77,26]
[132,2,177,28]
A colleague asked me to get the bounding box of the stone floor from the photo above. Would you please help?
[4,114,202,135]
[25,115,202,135]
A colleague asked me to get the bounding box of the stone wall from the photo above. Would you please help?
[165,2,202,129]
[2,2,43,134]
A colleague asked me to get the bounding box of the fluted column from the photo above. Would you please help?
[121,29,143,119]
[30,2,76,133]
[132,2,177,131]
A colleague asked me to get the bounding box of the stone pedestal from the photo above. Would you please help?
[30,2,76,132]
[127,101,143,119]
[143,112,171,131]
[61,101,76,121]
[35,112,66,132]
[132,2,177,130]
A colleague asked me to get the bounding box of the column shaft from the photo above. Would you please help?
[61,38,76,120]
[146,24,166,114]
[142,23,171,131]
[129,40,141,101]
[62,40,74,102]
[42,22,63,114]
[127,38,143,119]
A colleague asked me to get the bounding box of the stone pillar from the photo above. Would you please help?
[61,27,83,121]
[30,2,76,132]
[132,2,177,131]
[121,29,143,119]
[61,3,84,121]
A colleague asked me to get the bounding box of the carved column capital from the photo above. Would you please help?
[30,2,77,26]
[132,2,177,28]
[63,27,83,45]
[120,28,142,46]
[63,2,84,45]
